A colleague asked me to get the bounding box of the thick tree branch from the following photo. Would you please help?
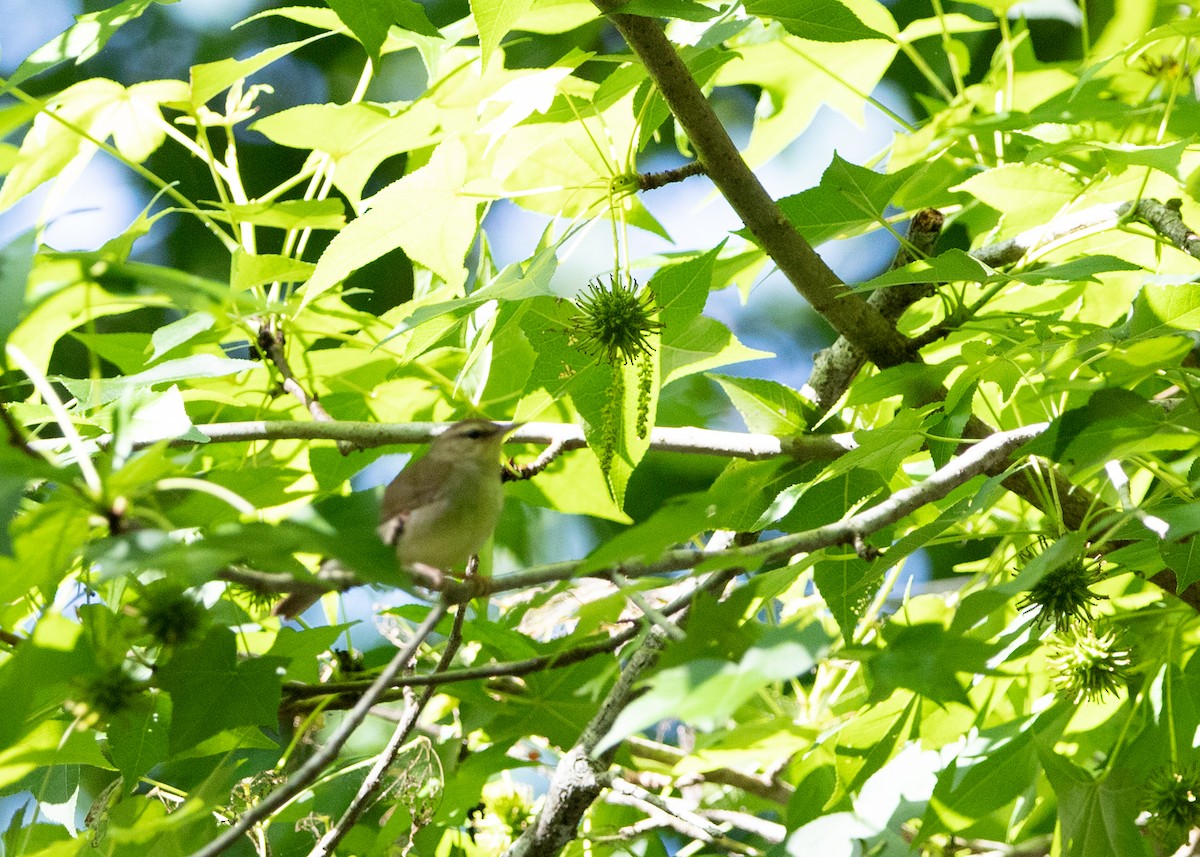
[589,0,915,368]
[187,602,448,857]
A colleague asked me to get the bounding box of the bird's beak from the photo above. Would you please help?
[499,421,524,438]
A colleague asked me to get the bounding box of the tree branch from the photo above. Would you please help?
[281,567,738,710]
[503,628,670,856]
[187,601,448,857]
[223,425,1046,609]
[605,778,763,855]
[307,605,466,857]
[638,161,706,191]
[54,419,855,462]
[589,0,915,368]
[806,208,945,413]
[625,736,793,805]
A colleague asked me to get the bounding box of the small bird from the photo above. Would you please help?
[273,419,515,618]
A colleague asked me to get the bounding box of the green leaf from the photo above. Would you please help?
[952,164,1082,234]
[710,374,810,435]
[190,34,330,107]
[58,354,259,407]
[155,627,285,752]
[107,692,172,790]
[303,137,480,305]
[716,24,898,165]
[326,0,439,66]
[1125,282,1200,342]
[1041,753,1150,857]
[203,199,346,231]
[148,312,215,362]
[1012,255,1142,285]
[814,551,877,638]
[266,625,349,683]
[897,13,994,42]
[229,251,315,293]
[0,79,184,210]
[0,230,35,357]
[650,244,721,329]
[744,0,888,42]
[1159,538,1200,592]
[1021,388,1190,472]
[472,0,536,67]
[580,492,718,571]
[2,492,94,603]
[598,622,831,752]
[867,622,995,706]
[770,154,917,247]
[925,719,1040,837]
[613,0,721,22]
[825,408,931,479]
[661,316,772,386]
[8,0,171,88]
[0,720,112,791]
[855,249,993,292]
[252,102,442,208]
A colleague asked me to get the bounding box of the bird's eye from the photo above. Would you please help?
[467,428,486,439]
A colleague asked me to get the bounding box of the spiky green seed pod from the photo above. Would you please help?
[573,275,663,366]
[1017,556,1105,631]
[1047,627,1131,703]
[139,582,207,647]
[1143,765,1200,849]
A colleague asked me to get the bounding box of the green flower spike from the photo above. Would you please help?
[573,274,663,366]
[1047,627,1131,703]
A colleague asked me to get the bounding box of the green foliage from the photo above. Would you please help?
[2,0,1200,855]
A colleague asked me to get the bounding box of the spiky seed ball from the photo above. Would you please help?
[139,582,207,647]
[1047,627,1131,703]
[1143,765,1200,848]
[70,667,143,723]
[572,275,662,366]
[1017,556,1105,631]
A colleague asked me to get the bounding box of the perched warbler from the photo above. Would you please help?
[273,419,515,618]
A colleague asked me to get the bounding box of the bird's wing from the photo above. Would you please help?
[378,454,443,545]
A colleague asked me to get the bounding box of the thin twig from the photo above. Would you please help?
[254,321,355,454]
[503,437,568,482]
[48,420,856,463]
[186,601,448,857]
[308,605,466,856]
[638,161,706,191]
[625,736,793,805]
[607,778,761,855]
[283,568,739,710]
[0,402,38,459]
